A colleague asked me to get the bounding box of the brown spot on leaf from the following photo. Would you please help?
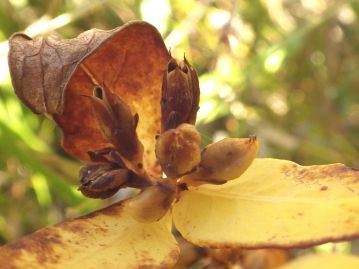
[0,199,179,268]
[157,249,180,269]
[226,151,233,157]
[86,200,124,218]
[1,202,115,268]
[282,163,359,183]
[320,186,328,191]
[0,228,63,268]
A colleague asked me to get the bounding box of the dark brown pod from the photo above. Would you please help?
[79,162,129,199]
[161,56,200,132]
[89,86,144,172]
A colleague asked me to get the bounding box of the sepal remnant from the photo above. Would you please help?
[125,180,176,222]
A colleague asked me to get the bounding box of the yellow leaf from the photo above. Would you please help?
[278,253,359,269]
[0,202,179,269]
[173,158,359,248]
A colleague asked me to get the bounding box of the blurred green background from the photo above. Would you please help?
[0,0,358,255]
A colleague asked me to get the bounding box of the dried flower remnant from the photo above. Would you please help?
[7,23,258,220]
[74,47,257,216]
[7,19,257,211]
[78,51,258,220]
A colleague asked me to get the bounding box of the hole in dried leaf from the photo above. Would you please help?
[94,86,104,99]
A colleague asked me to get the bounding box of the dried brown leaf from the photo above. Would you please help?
[9,21,170,176]
[8,29,113,114]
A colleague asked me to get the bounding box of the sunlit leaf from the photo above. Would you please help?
[173,158,359,248]
[278,253,359,269]
[0,201,179,268]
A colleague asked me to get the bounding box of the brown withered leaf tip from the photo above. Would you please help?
[8,29,114,114]
[9,21,170,177]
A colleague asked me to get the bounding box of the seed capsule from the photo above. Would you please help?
[181,136,259,186]
[125,181,176,222]
[79,162,129,199]
[89,86,144,172]
[155,123,201,178]
[161,56,200,131]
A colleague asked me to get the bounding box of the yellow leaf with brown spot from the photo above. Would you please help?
[278,253,359,269]
[0,202,179,269]
[173,158,359,248]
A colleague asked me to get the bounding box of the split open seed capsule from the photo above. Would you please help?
[89,86,144,173]
[79,162,130,199]
[161,56,200,131]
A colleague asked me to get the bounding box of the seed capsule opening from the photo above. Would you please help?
[180,64,188,73]
[168,59,178,73]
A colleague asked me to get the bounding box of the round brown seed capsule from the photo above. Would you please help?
[181,136,259,186]
[155,123,201,178]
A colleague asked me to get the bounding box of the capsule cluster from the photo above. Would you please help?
[79,54,259,223]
